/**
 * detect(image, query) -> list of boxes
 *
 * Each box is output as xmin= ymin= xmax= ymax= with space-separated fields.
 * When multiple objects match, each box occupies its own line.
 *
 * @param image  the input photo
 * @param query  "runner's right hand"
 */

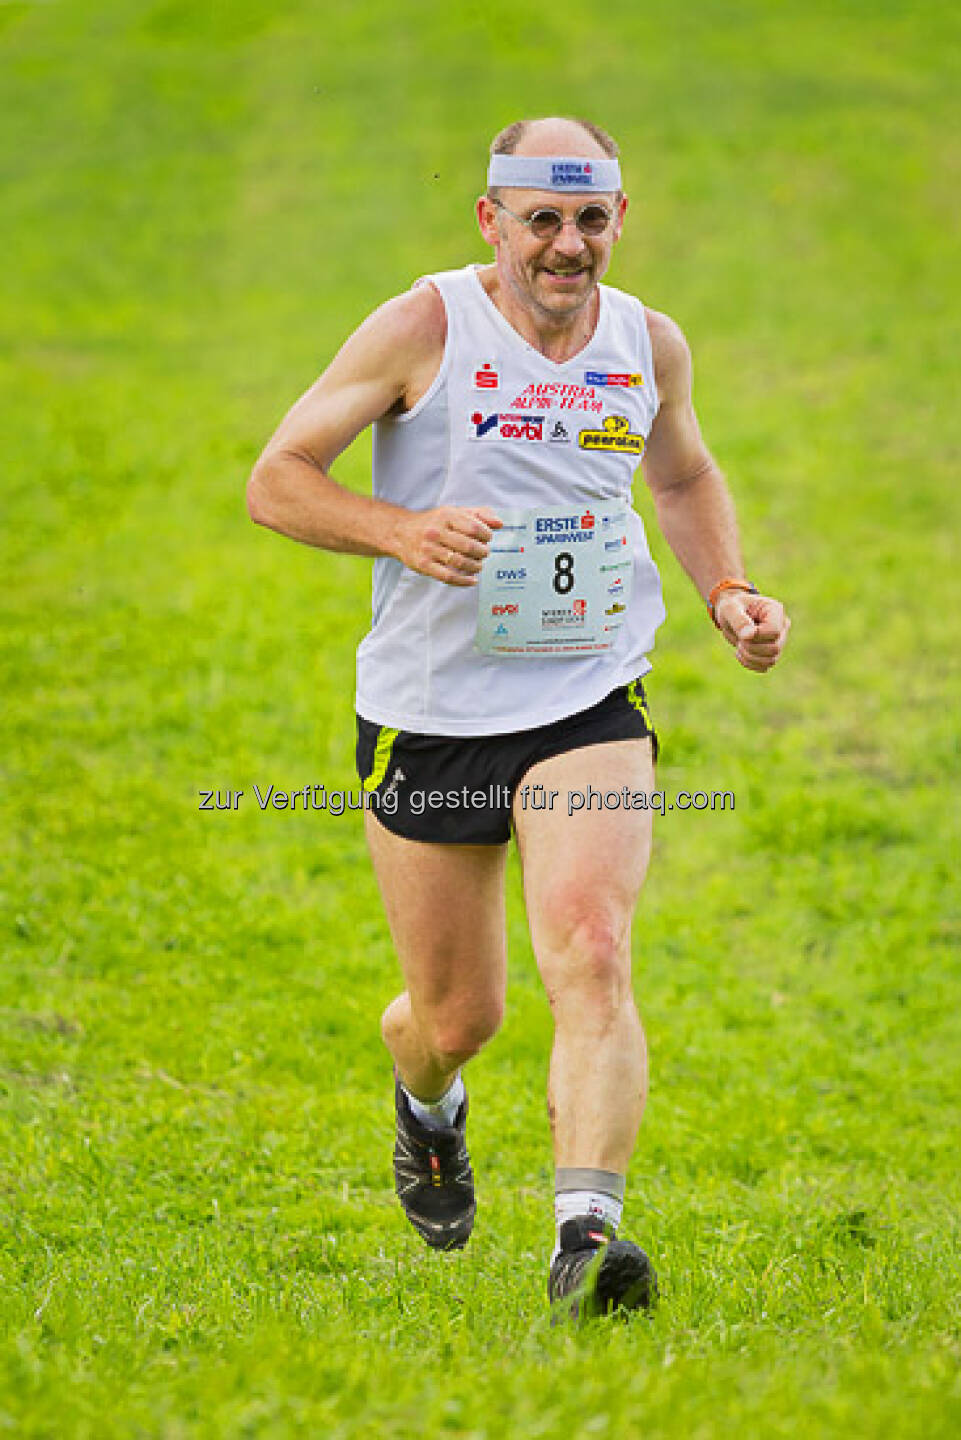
xmin=393 ymin=506 xmax=503 ymax=586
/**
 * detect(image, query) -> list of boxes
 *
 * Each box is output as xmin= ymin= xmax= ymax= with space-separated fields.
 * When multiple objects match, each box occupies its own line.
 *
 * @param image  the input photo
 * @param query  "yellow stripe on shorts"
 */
xmin=626 ymin=680 xmax=652 ymax=728
xmin=363 ymin=726 xmax=400 ymax=793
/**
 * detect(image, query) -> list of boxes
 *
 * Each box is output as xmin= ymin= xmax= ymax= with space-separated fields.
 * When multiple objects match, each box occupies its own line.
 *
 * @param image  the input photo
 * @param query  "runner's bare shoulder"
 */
xmin=254 ymin=283 xmax=449 ymax=472
xmin=644 ymin=306 xmax=691 ymax=402
xmin=370 ymin=281 xmax=447 ymax=414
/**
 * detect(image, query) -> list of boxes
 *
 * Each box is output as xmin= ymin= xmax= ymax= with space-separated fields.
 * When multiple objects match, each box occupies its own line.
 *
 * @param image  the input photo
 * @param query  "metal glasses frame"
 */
xmin=490 ymin=197 xmax=616 ymax=241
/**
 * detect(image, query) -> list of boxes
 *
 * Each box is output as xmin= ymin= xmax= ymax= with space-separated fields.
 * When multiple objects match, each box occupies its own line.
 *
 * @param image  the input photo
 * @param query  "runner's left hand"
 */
xmin=715 ymin=592 xmax=791 ymax=673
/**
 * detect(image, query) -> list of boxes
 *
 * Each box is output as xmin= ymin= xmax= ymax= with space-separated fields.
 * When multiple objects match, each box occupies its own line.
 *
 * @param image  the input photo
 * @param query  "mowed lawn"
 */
xmin=2 ymin=0 xmax=960 ymax=1435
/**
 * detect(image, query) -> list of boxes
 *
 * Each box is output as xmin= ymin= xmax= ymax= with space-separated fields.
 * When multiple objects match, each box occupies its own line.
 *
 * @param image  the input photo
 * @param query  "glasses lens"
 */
xmin=577 ymin=205 xmax=612 ymax=236
xmin=528 ymin=208 xmax=563 ymax=240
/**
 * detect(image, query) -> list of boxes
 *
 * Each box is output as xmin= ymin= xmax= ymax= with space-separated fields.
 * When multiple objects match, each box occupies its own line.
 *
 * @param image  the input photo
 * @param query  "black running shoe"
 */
xmin=392 ymin=1074 xmax=476 ymax=1250
xmin=549 ymin=1216 xmax=657 ymax=1321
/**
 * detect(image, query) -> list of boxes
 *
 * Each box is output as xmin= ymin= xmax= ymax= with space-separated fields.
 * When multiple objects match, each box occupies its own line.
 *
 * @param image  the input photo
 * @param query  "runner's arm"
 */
xmin=247 ymin=288 xmax=499 ymax=585
xmin=640 ymin=309 xmax=744 ymax=601
xmin=641 ymin=308 xmax=790 ymax=672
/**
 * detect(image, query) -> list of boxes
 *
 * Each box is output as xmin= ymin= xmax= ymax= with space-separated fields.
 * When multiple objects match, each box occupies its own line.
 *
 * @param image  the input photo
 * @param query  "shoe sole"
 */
xmin=404 ymin=1201 xmax=476 ymax=1251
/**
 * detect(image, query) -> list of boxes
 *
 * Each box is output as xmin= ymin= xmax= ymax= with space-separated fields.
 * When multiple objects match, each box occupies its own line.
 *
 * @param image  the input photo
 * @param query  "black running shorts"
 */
xmin=355 ymin=678 xmax=657 ymax=845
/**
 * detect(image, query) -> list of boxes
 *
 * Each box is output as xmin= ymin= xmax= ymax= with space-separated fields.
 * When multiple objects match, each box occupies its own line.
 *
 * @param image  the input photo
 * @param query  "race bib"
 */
xmin=475 ymin=504 xmax=633 ymax=656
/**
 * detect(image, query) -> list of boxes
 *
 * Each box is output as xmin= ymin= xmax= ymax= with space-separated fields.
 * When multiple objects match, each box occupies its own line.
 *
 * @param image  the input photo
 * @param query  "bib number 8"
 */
xmin=553 ymin=552 xmax=575 ymax=595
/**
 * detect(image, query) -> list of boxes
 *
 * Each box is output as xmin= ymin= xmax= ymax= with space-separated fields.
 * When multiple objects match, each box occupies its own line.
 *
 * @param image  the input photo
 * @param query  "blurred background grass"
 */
xmin=2 ymin=0 xmax=960 ymax=1435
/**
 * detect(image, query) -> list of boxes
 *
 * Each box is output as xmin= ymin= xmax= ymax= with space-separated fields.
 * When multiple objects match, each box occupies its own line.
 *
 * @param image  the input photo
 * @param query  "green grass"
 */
xmin=2 ymin=0 xmax=961 ymax=1434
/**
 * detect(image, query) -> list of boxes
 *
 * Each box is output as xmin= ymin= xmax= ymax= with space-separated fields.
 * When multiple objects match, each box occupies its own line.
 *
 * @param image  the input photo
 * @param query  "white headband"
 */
xmin=486 ymin=154 xmax=621 ymax=193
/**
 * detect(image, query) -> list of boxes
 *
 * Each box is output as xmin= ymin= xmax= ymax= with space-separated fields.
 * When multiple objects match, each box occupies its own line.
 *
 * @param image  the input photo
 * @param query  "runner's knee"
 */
xmin=537 ymin=902 xmax=632 ymax=1016
xmin=421 ymin=997 xmax=505 ymax=1069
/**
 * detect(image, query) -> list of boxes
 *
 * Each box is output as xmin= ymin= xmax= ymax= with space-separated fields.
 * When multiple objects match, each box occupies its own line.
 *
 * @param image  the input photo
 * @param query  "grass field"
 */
xmin=2 ymin=0 xmax=961 ymax=1434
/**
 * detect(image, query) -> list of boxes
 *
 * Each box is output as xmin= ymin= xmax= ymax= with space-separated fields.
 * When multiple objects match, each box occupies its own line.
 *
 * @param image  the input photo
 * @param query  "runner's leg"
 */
xmin=513 ymin=738 xmax=655 ymax=1172
xmin=364 ymin=812 xmax=509 ymax=1100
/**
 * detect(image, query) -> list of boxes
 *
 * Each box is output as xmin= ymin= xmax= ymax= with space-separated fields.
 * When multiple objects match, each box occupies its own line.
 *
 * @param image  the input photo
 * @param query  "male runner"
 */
xmin=248 ymin=116 xmax=790 ymax=1320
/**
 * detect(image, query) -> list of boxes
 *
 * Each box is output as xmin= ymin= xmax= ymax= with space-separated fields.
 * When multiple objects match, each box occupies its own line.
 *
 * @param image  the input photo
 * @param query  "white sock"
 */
xmin=553 ymin=1177 xmax=624 ymax=1261
xmin=405 ymin=1074 xmax=465 ymax=1131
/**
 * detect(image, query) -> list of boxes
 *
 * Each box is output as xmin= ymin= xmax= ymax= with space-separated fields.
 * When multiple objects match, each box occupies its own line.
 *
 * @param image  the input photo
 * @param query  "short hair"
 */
xmin=486 ymin=117 xmax=621 ymax=200
xmin=489 ymin=117 xmax=620 ymax=159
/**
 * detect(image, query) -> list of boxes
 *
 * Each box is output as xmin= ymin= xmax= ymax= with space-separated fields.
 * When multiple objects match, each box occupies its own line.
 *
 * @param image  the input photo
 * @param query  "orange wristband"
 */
xmin=707 ymin=578 xmax=758 ymax=629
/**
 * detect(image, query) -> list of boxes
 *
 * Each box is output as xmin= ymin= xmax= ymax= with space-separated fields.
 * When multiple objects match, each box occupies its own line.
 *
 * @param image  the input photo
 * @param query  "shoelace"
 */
xmin=397 ymin=1122 xmax=469 ymax=1186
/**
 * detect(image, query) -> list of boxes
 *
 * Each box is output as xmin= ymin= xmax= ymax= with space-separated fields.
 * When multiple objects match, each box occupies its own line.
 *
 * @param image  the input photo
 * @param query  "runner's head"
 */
xmin=477 ymin=117 xmax=628 ymax=324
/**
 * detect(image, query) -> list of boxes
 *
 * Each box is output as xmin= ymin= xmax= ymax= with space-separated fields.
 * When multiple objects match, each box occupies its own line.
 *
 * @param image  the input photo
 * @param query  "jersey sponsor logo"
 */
xmin=469 ymin=411 xmax=544 ymax=441
xmin=510 ymin=382 xmax=602 ymax=413
xmin=496 ymin=567 xmax=527 ymax=581
xmin=494 ymin=622 xmax=509 ymax=637
xmin=578 ymin=413 xmax=646 ymax=456
xmin=548 ymin=419 xmax=571 ymax=443
xmin=534 ymin=512 xmax=596 ymax=545
xmin=605 ymin=601 xmax=626 ymax=615
xmin=604 ymin=537 xmax=628 ymax=551
xmin=607 ymin=577 xmax=625 ymax=596
xmin=584 ymin=370 xmax=644 ymax=388
xmin=473 ymin=361 xmax=499 ymax=390
xmin=491 ymin=603 xmax=519 ymax=616
xmin=541 ymin=605 xmax=585 ymax=628
xmin=573 ymin=598 xmax=587 ymax=616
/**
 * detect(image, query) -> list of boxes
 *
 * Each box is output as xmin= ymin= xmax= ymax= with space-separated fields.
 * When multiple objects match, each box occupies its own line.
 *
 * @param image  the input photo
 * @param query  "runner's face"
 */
xmin=489 ymin=189 xmax=625 ymax=321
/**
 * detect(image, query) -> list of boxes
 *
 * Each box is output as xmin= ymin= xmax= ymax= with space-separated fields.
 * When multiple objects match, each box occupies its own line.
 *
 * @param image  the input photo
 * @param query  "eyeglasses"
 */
xmin=491 ymin=198 xmax=615 ymax=241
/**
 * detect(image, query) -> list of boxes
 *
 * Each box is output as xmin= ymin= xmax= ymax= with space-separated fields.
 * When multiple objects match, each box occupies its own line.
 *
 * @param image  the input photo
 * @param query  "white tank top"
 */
xmin=355 ymin=264 xmax=666 ymax=736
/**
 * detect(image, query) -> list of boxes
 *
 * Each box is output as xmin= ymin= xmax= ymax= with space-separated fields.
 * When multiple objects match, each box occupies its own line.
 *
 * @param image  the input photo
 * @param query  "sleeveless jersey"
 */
xmin=355 ymin=264 xmax=666 ymax=736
